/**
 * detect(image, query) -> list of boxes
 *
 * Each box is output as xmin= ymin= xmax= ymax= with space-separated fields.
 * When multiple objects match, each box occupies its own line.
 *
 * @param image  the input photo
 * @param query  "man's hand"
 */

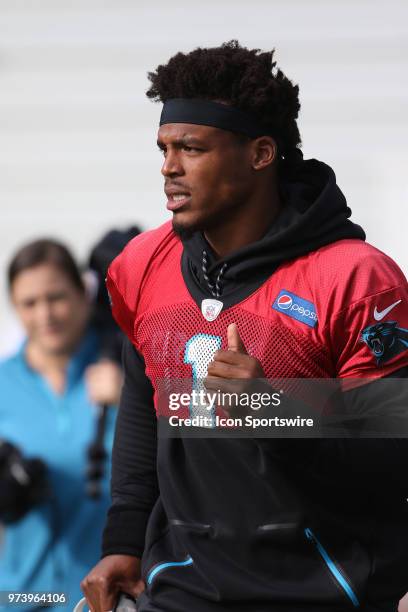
xmin=80 ymin=554 xmax=145 ymax=612
xmin=205 ymin=323 xmax=266 ymax=412
xmin=399 ymin=593 xmax=408 ymax=612
xmin=206 ymin=322 xmax=265 ymax=382
xmin=85 ymin=360 xmax=124 ymax=407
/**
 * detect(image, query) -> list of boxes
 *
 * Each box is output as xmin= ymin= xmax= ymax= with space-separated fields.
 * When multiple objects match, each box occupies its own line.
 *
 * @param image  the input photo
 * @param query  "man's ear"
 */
xmin=251 ymin=136 xmax=278 ymax=170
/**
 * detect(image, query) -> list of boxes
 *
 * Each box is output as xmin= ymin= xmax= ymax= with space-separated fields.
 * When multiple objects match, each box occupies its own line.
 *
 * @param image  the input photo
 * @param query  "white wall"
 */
xmin=1 ymin=0 xmax=407 ymax=355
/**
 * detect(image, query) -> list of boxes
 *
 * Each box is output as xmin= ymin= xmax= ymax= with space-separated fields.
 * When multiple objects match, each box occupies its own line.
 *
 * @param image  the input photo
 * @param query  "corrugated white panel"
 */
xmin=0 ymin=0 xmax=407 ymax=356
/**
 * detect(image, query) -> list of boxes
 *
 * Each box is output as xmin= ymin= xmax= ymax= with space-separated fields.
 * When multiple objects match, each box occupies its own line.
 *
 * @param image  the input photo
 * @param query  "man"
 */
xmin=81 ymin=41 xmax=408 ymax=611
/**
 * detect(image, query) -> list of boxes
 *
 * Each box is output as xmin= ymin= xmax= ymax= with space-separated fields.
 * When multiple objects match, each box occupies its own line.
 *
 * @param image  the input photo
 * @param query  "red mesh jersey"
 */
xmin=107 ymin=221 xmax=408 ymax=407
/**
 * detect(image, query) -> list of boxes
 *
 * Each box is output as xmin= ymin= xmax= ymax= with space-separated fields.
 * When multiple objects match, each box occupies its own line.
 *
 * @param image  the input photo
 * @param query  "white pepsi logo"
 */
xmin=277 ymin=294 xmax=293 ymax=310
xmin=273 ymin=290 xmax=318 ymax=327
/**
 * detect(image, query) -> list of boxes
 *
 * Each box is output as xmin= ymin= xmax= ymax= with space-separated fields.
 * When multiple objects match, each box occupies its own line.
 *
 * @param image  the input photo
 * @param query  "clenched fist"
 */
xmin=205 ymin=323 xmax=266 ymax=413
xmin=80 ymin=554 xmax=144 ymax=612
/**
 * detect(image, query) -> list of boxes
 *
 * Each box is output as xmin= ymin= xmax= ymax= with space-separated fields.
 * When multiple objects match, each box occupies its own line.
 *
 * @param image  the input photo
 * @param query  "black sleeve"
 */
xmin=306 ymin=366 xmax=408 ymax=496
xmin=101 ymin=339 xmax=159 ymax=558
xmin=342 ymin=366 xmax=408 ymax=431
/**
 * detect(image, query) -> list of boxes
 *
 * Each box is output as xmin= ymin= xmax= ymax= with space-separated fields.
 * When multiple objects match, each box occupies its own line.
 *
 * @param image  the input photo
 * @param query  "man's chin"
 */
xmin=172 ymin=212 xmax=221 ymax=240
xmin=172 ymin=219 xmax=201 ymax=240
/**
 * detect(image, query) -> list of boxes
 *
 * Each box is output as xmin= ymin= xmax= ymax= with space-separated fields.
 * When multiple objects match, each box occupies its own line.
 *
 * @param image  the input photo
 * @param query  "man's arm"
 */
xmin=311 ymin=366 xmax=408 ymax=495
xmin=102 ymin=338 xmax=159 ymax=557
xmin=81 ymin=339 xmax=158 ymax=610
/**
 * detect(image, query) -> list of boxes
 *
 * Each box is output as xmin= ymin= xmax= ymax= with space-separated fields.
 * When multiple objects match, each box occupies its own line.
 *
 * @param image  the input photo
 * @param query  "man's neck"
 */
xmin=204 ymin=182 xmax=282 ymax=259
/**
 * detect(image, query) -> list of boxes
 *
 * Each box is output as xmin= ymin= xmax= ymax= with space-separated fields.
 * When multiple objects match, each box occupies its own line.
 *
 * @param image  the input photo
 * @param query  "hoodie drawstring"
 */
xmin=202 ymin=250 xmax=227 ymax=298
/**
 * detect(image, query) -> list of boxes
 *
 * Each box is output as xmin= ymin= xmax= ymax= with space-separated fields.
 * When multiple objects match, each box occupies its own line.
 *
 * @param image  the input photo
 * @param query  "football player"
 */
xmin=81 ymin=41 xmax=408 ymax=612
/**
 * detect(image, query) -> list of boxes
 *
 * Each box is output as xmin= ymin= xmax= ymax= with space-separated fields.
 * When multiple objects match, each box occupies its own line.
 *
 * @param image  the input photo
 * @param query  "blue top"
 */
xmin=0 ymin=330 xmax=116 ymax=612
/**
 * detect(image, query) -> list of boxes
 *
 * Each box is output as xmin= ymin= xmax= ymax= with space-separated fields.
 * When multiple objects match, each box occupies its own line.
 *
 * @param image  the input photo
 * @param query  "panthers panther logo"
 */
xmin=361 ymin=321 xmax=408 ymax=365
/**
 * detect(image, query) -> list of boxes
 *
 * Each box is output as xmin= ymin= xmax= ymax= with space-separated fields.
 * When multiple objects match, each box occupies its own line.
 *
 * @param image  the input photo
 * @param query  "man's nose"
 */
xmin=161 ymin=150 xmax=184 ymax=177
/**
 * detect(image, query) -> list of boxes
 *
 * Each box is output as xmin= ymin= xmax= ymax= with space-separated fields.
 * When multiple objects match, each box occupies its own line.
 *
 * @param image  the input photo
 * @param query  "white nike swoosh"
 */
xmin=373 ymin=299 xmax=402 ymax=321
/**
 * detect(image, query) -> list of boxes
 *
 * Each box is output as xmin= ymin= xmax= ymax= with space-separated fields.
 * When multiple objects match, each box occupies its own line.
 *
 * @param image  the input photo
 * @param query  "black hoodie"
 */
xmin=103 ymin=159 xmax=408 ymax=612
xmin=182 ymin=159 xmax=365 ymax=309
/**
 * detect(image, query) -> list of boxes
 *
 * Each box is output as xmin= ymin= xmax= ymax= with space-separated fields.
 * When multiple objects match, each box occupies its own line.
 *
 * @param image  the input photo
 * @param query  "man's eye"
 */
xmin=183 ymin=145 xmax=200 ymax=152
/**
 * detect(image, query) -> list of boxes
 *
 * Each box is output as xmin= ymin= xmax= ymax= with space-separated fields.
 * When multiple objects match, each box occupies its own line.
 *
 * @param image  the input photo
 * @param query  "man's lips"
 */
xmin=165 ymin=189 xmax=191 ymax=211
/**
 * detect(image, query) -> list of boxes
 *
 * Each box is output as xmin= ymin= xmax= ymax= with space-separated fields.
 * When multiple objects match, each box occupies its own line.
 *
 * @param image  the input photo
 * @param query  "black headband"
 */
xmin=159 ymin=98 xmax=273 ymax=139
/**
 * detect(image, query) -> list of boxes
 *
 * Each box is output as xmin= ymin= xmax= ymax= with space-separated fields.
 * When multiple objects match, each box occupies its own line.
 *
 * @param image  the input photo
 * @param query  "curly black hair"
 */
xmin=146 ymin=40 xmax=301 ymax=161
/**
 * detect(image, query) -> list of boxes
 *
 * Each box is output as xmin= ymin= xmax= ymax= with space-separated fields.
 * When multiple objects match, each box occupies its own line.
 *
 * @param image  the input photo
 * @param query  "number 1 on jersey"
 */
xmin=184 ymin=334 xmax=222 ymax=420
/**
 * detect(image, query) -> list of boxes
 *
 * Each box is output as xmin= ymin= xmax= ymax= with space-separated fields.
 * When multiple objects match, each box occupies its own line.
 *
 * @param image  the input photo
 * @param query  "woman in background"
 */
xmin=0 ymin=239 xmax=122 ymax=611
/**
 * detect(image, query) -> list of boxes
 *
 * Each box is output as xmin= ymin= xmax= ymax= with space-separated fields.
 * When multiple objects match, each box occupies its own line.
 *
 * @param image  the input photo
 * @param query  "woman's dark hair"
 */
xmin=8 ymin=239 xmax=85 ymax=293
xmin=146 ymin=40 xmax=302 ymax=161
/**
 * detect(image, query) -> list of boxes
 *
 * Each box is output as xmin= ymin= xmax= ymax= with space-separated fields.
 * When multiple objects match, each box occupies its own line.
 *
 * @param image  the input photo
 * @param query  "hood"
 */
xmin=182 ymin=158 xmax=365 ymax=299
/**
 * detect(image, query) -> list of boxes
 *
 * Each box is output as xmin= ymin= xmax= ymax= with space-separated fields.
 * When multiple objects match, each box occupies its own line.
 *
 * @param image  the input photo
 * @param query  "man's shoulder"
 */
xmin=105 ymin=221 xmax=180 ymax=338
xmin=310 ymin=240 xmax=408 ymax=378
xmin=116 ymin=220 xmax=176 ymax=262
xmin=108 ymin=220 xmax=178 ymax=281
xmin=312 ymin=239 xmax=407 ymax=296
xmin=315 ymin=238 xmax=396 ymax=267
